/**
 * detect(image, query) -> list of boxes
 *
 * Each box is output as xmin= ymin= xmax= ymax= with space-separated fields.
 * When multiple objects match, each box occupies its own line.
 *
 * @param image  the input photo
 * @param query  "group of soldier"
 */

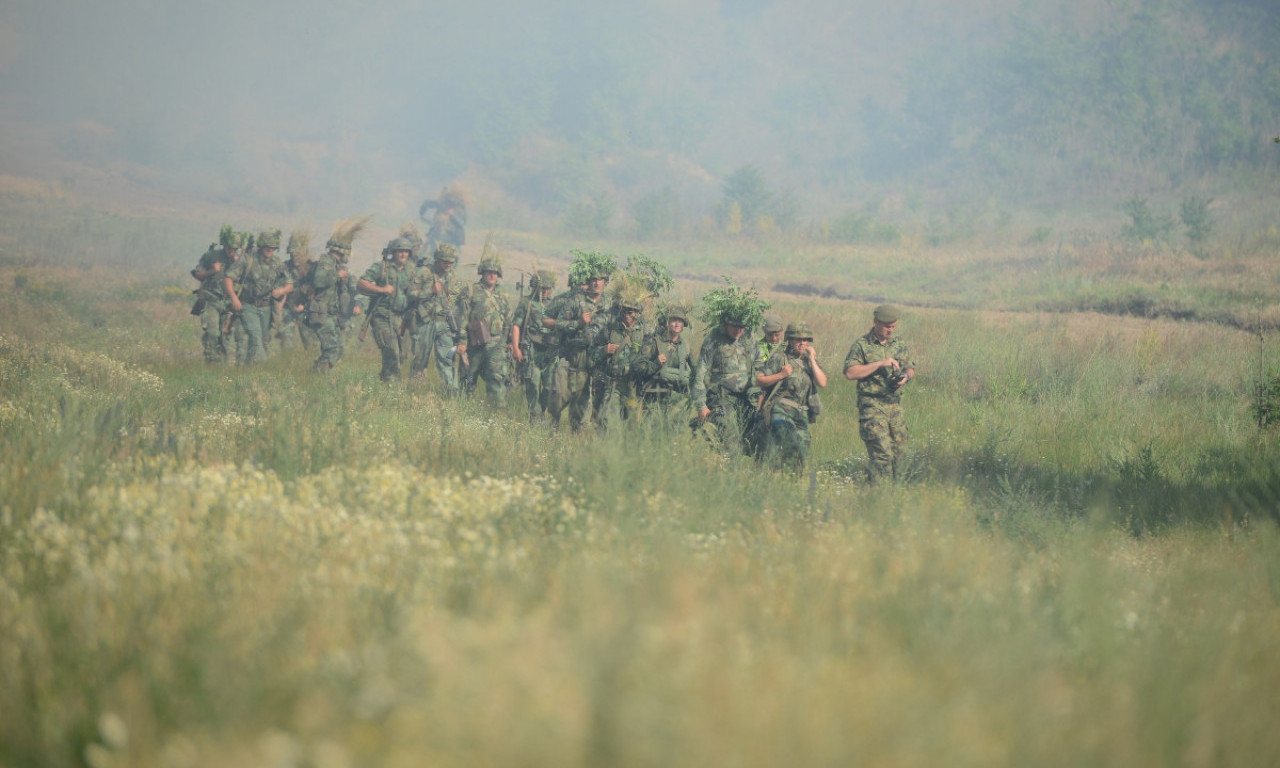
xmin=190 ymin=218 xmax=916 ymax=482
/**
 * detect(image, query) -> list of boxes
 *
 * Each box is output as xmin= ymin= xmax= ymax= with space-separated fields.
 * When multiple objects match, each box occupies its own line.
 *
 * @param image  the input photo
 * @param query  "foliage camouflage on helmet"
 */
xmin=218 ymin=224 xmax=236 ymax=248
xmin=326 ymin=215 xmax=372 ymax=255
xmin=534 ymin=269 xmax=557 ymax=290
xmin=607 ymin=272 xmax=655 ymax=314
xmin=661 ymin=301 xmax=691 ymax=326
xmin=286 ymin=230 xmax=310 ymax=259
xmin=477 ymin=235 xmax=503 ymax=276
xmin=697 ymin=276 xmax=770 ymax=330
xmin=785 ymin=321 xmax=814 ymax=340
xmin=399 ymin=222 xmax=423 ymax=250
xmin=238 ymin=232 xmax=255 ymax=252
xmin=625 ymin=253 xmax=674 ymax=296
xmin=257 ymin=228 xmax=282 ymax=249
xmin=433 ymin=243 xmax=458 ymax=262
xmin=568 ymin=249 xmax=618 ymax=285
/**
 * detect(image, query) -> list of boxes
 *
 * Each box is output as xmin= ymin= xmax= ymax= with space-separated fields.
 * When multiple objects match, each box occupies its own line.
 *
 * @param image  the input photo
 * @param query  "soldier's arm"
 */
xmin=843 ymin=341 xmax=896 ymax=380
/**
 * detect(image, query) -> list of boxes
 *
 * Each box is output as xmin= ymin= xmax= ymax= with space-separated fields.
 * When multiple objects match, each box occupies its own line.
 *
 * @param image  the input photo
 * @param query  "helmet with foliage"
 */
xmin=286 ymin=230 xmax=310 ymax=259
xmin=662 ymin=302 xmax=691 ymax=326
xmin=258 ymin=228 xmax=282 ymax=250
xmin=697 ymin=277 xmax=770 ymax=330
xmin=433 ymin=243 xmax=458 ymax=263
xmin=326 ymin=215 xmax=371 ymax=257
xmin=607 ymin=272 xmax=654 ymax=314
xmin=568 ymin=249 xmax=617 ymax=285
xmin=533 ymin=270 xmax=557 ymax=291
xmin=625 ymin=253 xmax=673 ymax=296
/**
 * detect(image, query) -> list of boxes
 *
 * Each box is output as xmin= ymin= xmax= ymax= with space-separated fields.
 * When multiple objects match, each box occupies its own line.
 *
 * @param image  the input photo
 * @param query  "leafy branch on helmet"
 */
xmin=697 ymin=277 xmax=770 ymax=330
xmin=625 ymin=253 xmax=674 ymax=296
xmin=567 ymin=249 xmax=618 ymax=286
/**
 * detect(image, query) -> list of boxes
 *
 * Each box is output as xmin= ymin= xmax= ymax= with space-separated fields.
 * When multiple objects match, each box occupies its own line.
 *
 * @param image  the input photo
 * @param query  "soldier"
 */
xmin=587 ymin=275 xmax=650 ymax=430
xmin=454 ymin=252 xmax=513 ymax=405
xmin=510 ymin=269 xmax=558 ymax=421
xmin=843 ymin=304 xmax=916 ymax=484
xmin=633 ymin=302 xmax=695 ymax=422
xmin=755 ymin=322 xmax=828 ymax=471
xmin=298 ymin=216 xmax=369 ymax=373
xmin=543 ymin=251 xmax=616 ymax=431
xmin=279 ymin=230 xmax=317 ymax=350
xmin=691 ymin=280 xmax=769 ymax=455
xmin=190 ymin=225 xmax=241 ymax=363
xmin=224 ymin=228 xmax=291 ymax=364
xmin=758 ymin=315 xmax=784 ymax=362
xmin=408 ymin=243 xmax=462 ymax=395
xmin=358 ymin=237 xmax=417 ymax=382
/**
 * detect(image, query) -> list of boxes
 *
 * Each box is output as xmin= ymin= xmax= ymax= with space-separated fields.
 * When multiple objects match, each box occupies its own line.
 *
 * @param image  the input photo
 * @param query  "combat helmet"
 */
xmin=219 ymin=225 xmax=247 ymax=252
xmin=326 ymin=215 xmax=372 ymax=257
xmin=763 ymin=315 xmax=784 ymax=334
xmin=663 ymin=302 xmax=691 ymax=326
xmin=785 ymin=322 xmax=814 ymax=341
xmin=433 ymin=243 xmax=458 ymax=263
xmin=387 ymin=236 xmax=414 ymax=255
xmin=258 ymin=228 xmax=282 ymax=250
xmin=477 ymin=256 xmax=503 ymax=277
xmin=608 ymin=272 xmax=654 ymax=314
xmin=286 ymin=230 xmax=310 ymax=260
xmin=533 ymin=269 xmax=557 ymax=291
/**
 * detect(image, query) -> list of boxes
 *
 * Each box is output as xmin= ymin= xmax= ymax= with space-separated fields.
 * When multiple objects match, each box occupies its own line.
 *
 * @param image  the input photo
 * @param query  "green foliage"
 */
xmin=715 ymin=165 xmax=803 ymax=235
xmin=567 ymin=249 xmax=618 ymax=286
xmin=696 ymin=276 xmax=770 ymax=330
xmin=1180 ymin=195 xmax=1215 ymax=254
xmin=633 ymin=186 xmax=681 ymax=241
xmin=1120 ymin=196 xmax=1175 ymax=245
xmin=562 ymin=191 xmax=615 ymax=237
xmin=624 ymin=253 xmax=674 ymax=296
xmin=1251 ymin=367 xmax=1280 ymax=428
xmin=1022 ymin=226 xmax=1053 ymax=246
xmin=827 ymin=210 xmax=902 ymax=245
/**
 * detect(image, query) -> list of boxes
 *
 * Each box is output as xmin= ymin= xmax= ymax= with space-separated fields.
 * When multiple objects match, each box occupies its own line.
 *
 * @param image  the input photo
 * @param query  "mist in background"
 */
xmin=1 ymin=0 xmax=1277 ymax=229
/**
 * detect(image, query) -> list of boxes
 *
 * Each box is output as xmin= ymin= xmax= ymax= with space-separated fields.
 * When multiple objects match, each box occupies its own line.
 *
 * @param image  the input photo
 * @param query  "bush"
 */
xmin=1119 ymin=196 xmax=1175 ymax=245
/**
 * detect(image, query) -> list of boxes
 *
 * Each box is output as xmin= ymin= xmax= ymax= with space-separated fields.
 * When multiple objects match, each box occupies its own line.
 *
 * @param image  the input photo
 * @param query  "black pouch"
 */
xmin=467 ymin=319 xmax=492 ymax=346
xmin=807 ymin=390 xmax=823 ymax=424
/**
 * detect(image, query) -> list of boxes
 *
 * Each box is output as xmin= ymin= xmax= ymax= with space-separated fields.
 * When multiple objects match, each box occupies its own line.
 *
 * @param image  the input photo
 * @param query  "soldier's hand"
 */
xmin=231 ymin=299 xmax=242 ymax=312
xmin=882 ymin=358 xmax=900 ymax=371
xmin=606 ymin=342 xmax=620 ymax=355
xmin=782 ymin=363 xmax=794 ymax=376
xmin=383 ymin=284 xmax=395 ymax=295
xmin=698 ymin=407 xmax=711 ymax=419
xmin=511 ymin=344 xmax=523 ymax=363
xmin=338 ymin=269 xmax=349 ymax=280
xmin=657 ymin=353 xmax=667 ymax=364
xmin=581 ymin=313 xmax=591 ymax=324
xmin=294 ymin=305 xmax=304 ymax=313
xmin=352 ymin=306 xmax=361 ymax=315
xmin=213 ymin=262 xmax=223 ymax=272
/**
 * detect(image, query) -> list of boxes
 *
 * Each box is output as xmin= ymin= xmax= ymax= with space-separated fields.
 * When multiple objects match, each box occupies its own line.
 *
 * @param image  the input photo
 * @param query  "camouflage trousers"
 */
xmin=701 ymin=390 xmax=756 ymax=456
xmin=198 ymin=300 xmax=227 ymax=363
xmin=518 ymin=344 xmax=556 ymax=421
xmin=640 ymin=387 xmax=691 ymax=428
xmin=370 ymin=312 xmax=406 ymax=381
xmin=546 ymin=357 xmax=592 ymax=431
xmin=762 ymin=407 xmax=811 ymax=472
xmin=465 ymin=341 xmax=512 ymax=405
xmin=411 ymin=319 xmax=459 ymax=395
xmin=307 ymin=313 xmax=343 ymax=373
xmin=859 ymin=399 xmax=908 ymax=484
xmin=591 ymin=375 xmax=639 ymax=431
xmin=221 ymin=310 xmax=248 ymax=365
xmin=239 ymin=304 xmax=273 ymax=364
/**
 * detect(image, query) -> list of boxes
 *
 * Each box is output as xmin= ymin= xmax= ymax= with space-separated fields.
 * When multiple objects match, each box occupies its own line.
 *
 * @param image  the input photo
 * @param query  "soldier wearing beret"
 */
xmin=758 ymin=315 xmax=785 ymax=363
xmin=844 ymin=304 xmax=915 ymax=484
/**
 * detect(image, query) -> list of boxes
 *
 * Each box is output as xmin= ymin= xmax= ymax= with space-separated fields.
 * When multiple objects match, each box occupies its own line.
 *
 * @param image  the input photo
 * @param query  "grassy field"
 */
xmin=2 ymin=193 xmax=1279 ymax=767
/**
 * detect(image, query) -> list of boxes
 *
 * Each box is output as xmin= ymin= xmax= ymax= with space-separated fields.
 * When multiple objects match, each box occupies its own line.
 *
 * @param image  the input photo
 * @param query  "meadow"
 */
xmin=2 ymin=193 xmax=1279 ymax=767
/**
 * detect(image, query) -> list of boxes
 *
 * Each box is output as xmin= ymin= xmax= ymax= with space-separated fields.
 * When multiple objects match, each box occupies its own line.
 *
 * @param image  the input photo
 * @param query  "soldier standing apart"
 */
xmin=455 ymin=254 xmax=513 ymax=405
xmin=358 ymin=237 xmax=416 ymax=382
xmin=510 ymin=270 xmax=557 ymax=421
xmin=843 ymin=304 xmax=915 ymax=484
xmin=755 ymin=322 xmax=828 ymax=471
xmin=543 ymin=251 xmax=616 ymax=431
xmin=190 ymin=225 xmax=241 ymax=364
xmin=633 ymin=302 xmax=695 ymax=423
xmin=224 ymin=229 xmax=291 ymax=364
xmin=587 ymin=276 xmax=650 ymax=430
xmin=408 ymin=244 xmax=462 ymax=395
xmin=692 ymin=285 xmax=766 ymax=455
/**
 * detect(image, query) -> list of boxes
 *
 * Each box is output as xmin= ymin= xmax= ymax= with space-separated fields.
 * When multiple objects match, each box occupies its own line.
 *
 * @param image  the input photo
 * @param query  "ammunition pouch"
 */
xmin=467 ymin=319 xmax=491 ymax=347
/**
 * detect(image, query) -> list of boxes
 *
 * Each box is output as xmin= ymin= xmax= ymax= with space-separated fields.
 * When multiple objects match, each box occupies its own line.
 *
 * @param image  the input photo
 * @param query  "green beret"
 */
xmin=763 ymin=315 xmax=784 ymax=333
xmin=873 ymin=304 xmax=901 ymax=324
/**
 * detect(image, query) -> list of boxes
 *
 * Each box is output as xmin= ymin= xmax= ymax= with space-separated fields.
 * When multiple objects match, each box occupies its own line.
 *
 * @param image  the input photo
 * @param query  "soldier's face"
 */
xmin=435 ymin=260 xmax=454 ymax=275
xmin=873 ymin=320 xmax=897 ymax=342
xmin=765 ymin=330 xmax=783 ymax=344
xmin=261 ymin=246 xmax=278 ymax=260
xmin=392 ymin=249 xmax=410 ymax=267
xmin=724 ymin=321 xmax=746 ymax=340
xmin=789 ymin=338 xmax=811 ymax=354
xmin=481 ymin=270 xmax=500 ymax=287
xmin=539 ymin=287 xmax=553 ymax=300
xmin=586 ymin=277 xmax=606 ymax=295
xmin=667 ymin=319 xmax=684 ymax=336
xmin=621 ymin=307 xmax=638 ymax=328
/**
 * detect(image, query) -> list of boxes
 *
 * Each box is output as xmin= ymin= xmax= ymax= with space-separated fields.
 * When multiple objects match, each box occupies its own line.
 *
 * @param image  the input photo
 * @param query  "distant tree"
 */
xmin=1180 ymin=195 xmax=1215 ymax=257
xmin=1120 ymin=196 xmax=1175 ymax=245
xmin=717 ymin=165 xmax=773 ymax=232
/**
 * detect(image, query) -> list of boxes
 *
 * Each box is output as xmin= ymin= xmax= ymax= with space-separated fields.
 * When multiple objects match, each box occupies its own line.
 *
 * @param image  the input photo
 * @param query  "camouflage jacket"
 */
xmin=455 ymin=281 xmax=511 ymax=348
xmin=547 ymin=289 xmax=609 ymax=363
xmin=511 ymin=294 xmax=552 ymax=348
xmin=226 ymin=250 xmax=288 ymax=305
xmin=760 ymin=347 xmax=817 ymax=423
xmin=844 ymin=331 xmax=915 ymax=403
xmin=588 ymin=315 xmax=646 ymax=381
xmin=692 ymin=328 xmax=760 ymax=411
xmin=283 ymin=259 xmax=313 ymax=317
xmin=408 ymin=266 xmax=458 ymax=323
xmin=633 ymin=331 xmax=694 ymax=393
xmin=361 ymin=260 xmax=415 ymax=317
xmin=302 ymin=255 xmax=345 ymax=317
xmin=194 ymin=246 xmax=232 ymax=300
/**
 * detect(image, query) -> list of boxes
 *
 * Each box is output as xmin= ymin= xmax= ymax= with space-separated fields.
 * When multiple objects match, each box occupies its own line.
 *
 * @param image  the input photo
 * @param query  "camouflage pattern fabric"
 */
xmin=362 ymin=260 xmax=415 ymax=381
xmin=844 ymin=330 xmax=915 ymax=482
xmin=225 ymin=250 xmax=289 ymax=363
xmin=301 ymin=255 xmax=346 ymax=372
xmin=692 ymin=327 xmax=761 ymax=453
xmin=408 ymin=264 xmax=461 ymax=394
xmin=511 ymin=292 xmax=555 ymax=420
xmin=193 ymin=246 xmax=232 ymax=363
xmin=758 ymin=348 xmax=818 ymax=471
xmin=633 ymin=329 xmax=694 ymax=423
xmin=455 ymin=279 xmax=512 ymax=404
xmin=587 ymin=314 xmax=646 ymax=429
xmin=544 ymin=287 xmax=607 ymax=430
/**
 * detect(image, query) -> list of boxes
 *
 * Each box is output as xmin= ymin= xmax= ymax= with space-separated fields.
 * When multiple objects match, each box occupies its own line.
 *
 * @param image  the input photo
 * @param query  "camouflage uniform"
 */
xmin=281 ymin=256 xmax=317 ymax=350
xmin=633 ymin=324 xmax=694 ymax=423
xmin=545 ymin=287 xmax=607 ymax=430
xmin=360 ymin=252 xmax=416 ymax=381
xmin=300 ymin=251 xmax=348 ymax=373
xmin=692 ymin=325 xmax=761 ymax=454
xmin=408 ymin=247 xmax=461 ymax=394
xmin=511 ymin=273 xmax=557 ymax=421
xmin=224 ymin=236 xmax=289 ymax=364
xmin=587 ymin=307 xmax=646 ymax=429
xmin=844 ymin=326 xmax=914 ymax=483
xmin=455 ymin=271 xmax=512 ymax=405
xmin=191 ymin=243 xmax=233 ymax=363
xmin=758 ymin=345 xmax=819 ymax=471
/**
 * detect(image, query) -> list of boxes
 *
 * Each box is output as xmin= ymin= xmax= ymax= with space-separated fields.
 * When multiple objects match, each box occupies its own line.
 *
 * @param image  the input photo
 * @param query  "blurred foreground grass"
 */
xmin=1 ymin=201 xmax=1279 ymax=766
